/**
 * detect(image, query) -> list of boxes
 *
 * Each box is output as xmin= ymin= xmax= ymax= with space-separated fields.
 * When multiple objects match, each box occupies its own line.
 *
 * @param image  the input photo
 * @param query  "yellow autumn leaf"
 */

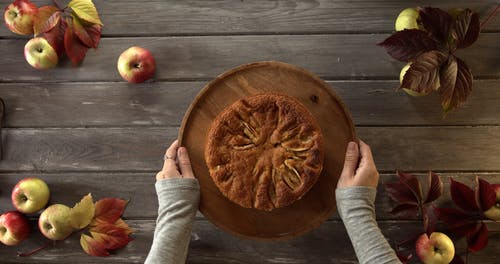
xmin=70 ymin=193 xmax=95 ymax=229
xmin=68 ymin=0 xmax=103 ymax=26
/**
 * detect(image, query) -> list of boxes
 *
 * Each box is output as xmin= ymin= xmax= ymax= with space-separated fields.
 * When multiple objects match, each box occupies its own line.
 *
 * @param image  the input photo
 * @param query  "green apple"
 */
xmin=416 ymin=232 xmax=455 ymax=264
xmin=3 ymin=0 xmax=38 ymax=35
xmin=11 ymin=177 xmax=50 ymax=214
xmin=24 ymin=37 xmax=58 ymax=69
xmin=483 ymin=184 xmax=500 ymax=221
xmin=0 ymin=211 xmax=30 ymax=246
xmin=117 ymin=46 xmax=156 ymax=83
xmin=395 ymin=8 xmax=420 ymax=31
xmin=38 ymin=204 xmax=74 ymax=240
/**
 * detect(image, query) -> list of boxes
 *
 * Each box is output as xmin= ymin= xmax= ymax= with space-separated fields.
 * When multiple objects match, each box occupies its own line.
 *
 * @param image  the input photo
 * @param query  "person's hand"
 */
xmin=336 ymin=140 xmax=379 ymax=188
xmin=156 ymin=140 xmax=195 ymax=181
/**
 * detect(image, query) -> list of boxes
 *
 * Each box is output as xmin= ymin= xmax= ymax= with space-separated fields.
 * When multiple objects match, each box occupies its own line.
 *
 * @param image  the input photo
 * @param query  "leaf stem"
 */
xmin=17 ymin=241 xmax=53 ymax=257
xmin=480 ymin=4 xmax=500 ymax=31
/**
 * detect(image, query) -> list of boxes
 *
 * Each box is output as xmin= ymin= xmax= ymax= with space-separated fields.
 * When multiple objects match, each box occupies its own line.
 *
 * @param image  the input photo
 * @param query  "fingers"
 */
xmin=177 ymin=147 xmax=195 ymax=178
xmin=340 ymin=141 xmax=360 ymax=179
xmin=358 ymin=140 xmax=374 ymax=163
xmin=161 ymin=140 xmax=179 ymax=172
xmin=157 ymin=140 xmax=181 ymax=181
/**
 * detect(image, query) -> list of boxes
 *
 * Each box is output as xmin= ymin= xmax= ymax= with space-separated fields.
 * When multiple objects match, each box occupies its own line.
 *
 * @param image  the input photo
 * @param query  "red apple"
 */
xmin=38 ymin=204 xmax=74 ymax=240
xmin=3 ymin=0 xmax=38 ymax=35
xmin=12 ymin=177 xmax=50 ymax=214
xmin=483 ymin=184 xmax=500 ymax=221
xmin=416 ymin=232 xmax=455 ymax=264
xmin=24 ymin=37 xmax=59 ymax=69
xmin=117 ymin=46 xmax=156 ymax=83
xmin=0 ymin=211 xmax=30 ymax=246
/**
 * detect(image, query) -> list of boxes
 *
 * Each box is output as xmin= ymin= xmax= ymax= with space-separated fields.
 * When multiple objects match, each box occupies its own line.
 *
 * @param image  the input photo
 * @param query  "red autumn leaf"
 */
xmin=450 ymin=177 xmax=479 ymax=212
xmin=377 ymin=29 xmax=437 ymax=62
xmin=466 ymin=222 xmax=488 ymax=252
xmin=94 ymin=198 xmax=129 ymax=224
xmin=389 ymin=203 xmax=419 ymax=218
xmin=401 ymin=50 xmax=448 ymax=95
xmin=90 ymin=222 xmax=132 ymax=250
xmin=439 ymin=56 xmax=473 ymax=112
xmin=43 ymin=19 xmax=66 ymax=57
xmin=64 ymin=20 xmax=89 ymax=66
xmin=450 ymin=222 xmax=480 ymax=238
xmin=450 ymin=254 xmax=465 ymax=264
xmin=424 ymin=171 xmax=443 ymax=203
xmin=475 ymin=177 xmax=496 ymax=211
xmin=80 ymin=234 xmax=110 ymax=257
xmin=397 ymin=170 xmax=423 ymax=202
xmin=419 ymin=7 xmax=453 ymax=43
xmin=33 ymin=6 xmax=60 ymax=35
xmin=72 ymin=14 xmax=102 ymax=49
xmin=113 ymin=218 xmax=134 ymax=235
xmin=452 ymin=9 xmax=480 ymax=49
xmin=385 ymin=182 xmax=419 ymax=205
xmin=434 ymin=207 xmax=471 ymax=228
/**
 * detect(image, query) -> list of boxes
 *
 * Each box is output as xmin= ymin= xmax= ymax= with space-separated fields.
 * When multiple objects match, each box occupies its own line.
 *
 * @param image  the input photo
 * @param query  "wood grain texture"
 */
xmin=1 ymin=127 xmax=500 ymax=172
xmin=0 ymin=173 xmax=498 ymax=220
xmin=1 ymin=34 xmax=499 ymax=82
xmin=1 ymin=80 xmax=500 ymax=127
xmin=0 ymin=0 xmax=498 ymax=37
xmin=0 ymin=219 xmax=497 ymax=263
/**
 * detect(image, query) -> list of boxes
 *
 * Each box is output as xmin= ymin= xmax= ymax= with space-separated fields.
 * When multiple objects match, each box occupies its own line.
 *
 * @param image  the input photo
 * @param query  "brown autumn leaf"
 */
xmin=377 ymin=29 xmax=438 ymax=62
xmin=438 ymin=56 xmax=472 ymax=112
xmin=419 ymin=7 xmax=453 ymax=43
xmin=452 ymin=8 xmax=480 ymax=49
xmin=401 ymin=50 xmax=448 ymax=95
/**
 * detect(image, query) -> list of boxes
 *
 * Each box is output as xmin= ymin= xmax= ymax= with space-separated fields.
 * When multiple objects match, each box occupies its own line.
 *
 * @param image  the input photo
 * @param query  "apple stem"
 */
xmin=17 ymin=240 xmax=53 ymax=257
xmin=480 ymin=4 xmax=500 ymax=31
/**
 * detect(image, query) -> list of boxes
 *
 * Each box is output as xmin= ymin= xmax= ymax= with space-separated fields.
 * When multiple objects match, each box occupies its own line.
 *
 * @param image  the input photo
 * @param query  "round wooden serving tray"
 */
xmin=179 ymin=61 xmax=356 ymax=240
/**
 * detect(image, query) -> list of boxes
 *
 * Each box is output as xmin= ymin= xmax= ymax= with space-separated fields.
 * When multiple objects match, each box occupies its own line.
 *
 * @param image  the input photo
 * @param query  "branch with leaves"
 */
xmin=4 ymin=0 xmax=103 ymax=67
xmin=18 ymin=194 xmax=133 ymax=257
xmin=378 ymin=6 xmax=499 ymax=114
xmin=385 ymin=171 xmax=498 ymax=263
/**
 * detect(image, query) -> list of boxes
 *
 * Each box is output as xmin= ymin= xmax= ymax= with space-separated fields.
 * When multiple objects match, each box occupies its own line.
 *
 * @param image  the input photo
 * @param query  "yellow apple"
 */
xmin=395 ymin=8 xmax=420 ymax=31
xmin=416 ymin=232 xmax=455 ymax=264
xmin=38 ymin=204 xmax=74 ymax=240
xmin=483 ymin=184 xmax=500 ymax=221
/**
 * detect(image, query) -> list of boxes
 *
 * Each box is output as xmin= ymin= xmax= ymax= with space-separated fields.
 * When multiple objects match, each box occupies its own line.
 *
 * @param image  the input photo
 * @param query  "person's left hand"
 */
xmin=156 ymin=140 xmax=195 ymax=181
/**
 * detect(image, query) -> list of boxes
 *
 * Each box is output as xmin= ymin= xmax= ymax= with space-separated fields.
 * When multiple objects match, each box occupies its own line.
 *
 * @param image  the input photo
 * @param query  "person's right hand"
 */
xmin=336 ymin=140 xmax=379 ymax=188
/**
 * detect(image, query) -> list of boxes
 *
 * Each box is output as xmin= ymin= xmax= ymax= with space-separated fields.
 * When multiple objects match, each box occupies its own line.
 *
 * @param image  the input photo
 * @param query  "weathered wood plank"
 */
xmin=1 ymin=34 xmax=499 ymax=82
xmin=0 ymin=0 xmax=498 ymax=37
xmin=0 ymin=220 xmax=497 ymax=263
xmin=1 ymin=80 xmax=499 ymax=127
xmin=1 ymin=127 xmax=500 ymax=172
xmin=0 ymin=173 xmax=497 ymax=220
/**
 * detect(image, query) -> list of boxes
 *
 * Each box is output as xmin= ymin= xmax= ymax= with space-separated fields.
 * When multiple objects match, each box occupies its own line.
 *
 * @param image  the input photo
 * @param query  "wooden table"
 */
xmin=0 ymin=0 xmax=499 ymax=263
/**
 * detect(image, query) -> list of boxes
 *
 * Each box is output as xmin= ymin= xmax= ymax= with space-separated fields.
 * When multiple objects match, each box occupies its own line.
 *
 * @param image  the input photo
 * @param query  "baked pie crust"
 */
xmin=205 ymin=93 xmax=324 ymax=211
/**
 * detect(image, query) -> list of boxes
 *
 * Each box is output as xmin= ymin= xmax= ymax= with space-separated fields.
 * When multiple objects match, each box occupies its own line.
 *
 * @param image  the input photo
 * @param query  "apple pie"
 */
xmin=205 ymin=93 xmax=324 ymax=211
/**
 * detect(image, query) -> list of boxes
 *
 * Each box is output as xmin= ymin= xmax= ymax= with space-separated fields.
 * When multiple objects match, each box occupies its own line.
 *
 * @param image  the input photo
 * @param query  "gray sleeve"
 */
xmin=145 ymin=178 xmax=200 ymax=264
xmin=336 ymin=187 xmax=401 ymax=264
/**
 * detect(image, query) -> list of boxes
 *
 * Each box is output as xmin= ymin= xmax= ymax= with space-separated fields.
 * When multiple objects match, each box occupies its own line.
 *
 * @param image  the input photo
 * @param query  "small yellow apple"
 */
xmin=483 ymin=184 xmax=500 ymax=221
xmin=395 ymin=8 xmax=420 ymax=31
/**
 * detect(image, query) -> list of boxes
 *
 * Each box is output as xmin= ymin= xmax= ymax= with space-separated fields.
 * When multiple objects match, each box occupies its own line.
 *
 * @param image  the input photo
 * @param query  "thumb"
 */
xmin=177 ymin=147 xmax=195 ymax=178
xmin=340 ymin=141 xmax=360 ymax=179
